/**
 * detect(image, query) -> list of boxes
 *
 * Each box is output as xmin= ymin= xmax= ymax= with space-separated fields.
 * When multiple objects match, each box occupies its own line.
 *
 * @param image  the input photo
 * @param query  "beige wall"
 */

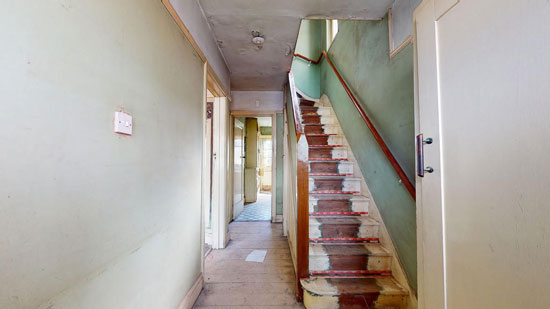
xmin=170 ymin=0 xmax=231 ymax=91
xmin=416 ymin=0 xmax=550 ymax=308
xmin=230 ymin=91 xmax=284 ymax=111
xmin=0 ymin=0 xmax=204 ymax=308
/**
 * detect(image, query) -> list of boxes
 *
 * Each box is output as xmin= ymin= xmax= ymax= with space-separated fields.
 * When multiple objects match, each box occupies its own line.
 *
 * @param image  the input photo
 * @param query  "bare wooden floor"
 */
xmin=194 ymin=222 xmax=305 ymax=308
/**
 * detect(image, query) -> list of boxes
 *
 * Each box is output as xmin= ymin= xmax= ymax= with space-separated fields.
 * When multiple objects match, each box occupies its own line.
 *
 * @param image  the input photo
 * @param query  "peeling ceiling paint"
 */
xmin=199 ymin=0 xmax=394 ymax=91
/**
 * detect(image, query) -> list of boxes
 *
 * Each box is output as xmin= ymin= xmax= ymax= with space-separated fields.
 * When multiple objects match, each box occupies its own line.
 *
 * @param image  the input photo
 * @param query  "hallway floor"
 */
xmin=193 ymin=222 xmax=304 ymax=308
xmin=234 ymin=193 xmax=272 ymax=221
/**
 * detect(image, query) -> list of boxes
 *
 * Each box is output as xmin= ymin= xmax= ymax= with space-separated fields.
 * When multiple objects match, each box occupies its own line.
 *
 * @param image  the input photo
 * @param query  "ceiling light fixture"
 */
xmin=251 ymin=30 xmax=264 ymax=50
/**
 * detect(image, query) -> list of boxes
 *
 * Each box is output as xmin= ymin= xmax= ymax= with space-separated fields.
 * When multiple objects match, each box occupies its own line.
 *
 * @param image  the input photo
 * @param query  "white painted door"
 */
xmin=415 ymin=0 xmax=550 ymax=308
xmin=233 ymin=119 xmax=245 ymax=219
xmin=413 ymin=0 xmax=447 ymax=307
xmin=211 ymin=97 xmax=229 ymax=249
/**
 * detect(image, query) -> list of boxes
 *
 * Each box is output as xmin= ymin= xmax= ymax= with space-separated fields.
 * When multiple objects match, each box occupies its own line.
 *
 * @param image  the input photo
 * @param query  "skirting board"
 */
xmin=272 ymin=215 xmax=283 ymax=223
xmin=178 ymin=274 xmax=204 ymax=309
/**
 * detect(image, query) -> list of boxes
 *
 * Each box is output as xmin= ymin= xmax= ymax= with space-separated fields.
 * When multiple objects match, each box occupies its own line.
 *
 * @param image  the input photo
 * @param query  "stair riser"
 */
xmin=304 ymin=125 xmax=341 ymax=135
xmin=301 ymin=107 xmax=332 ymax=116
xmin=321 ymin=126 xmax=341 ymax=135
xmin=304 ymin=125 xmax=324 ymax=134
xmin=304 ymin=291 xmax=406 ymax=309
xmin=310 ymin=223 xmax=379 ymax=239
xmin=303 ymin=115 xmax=321 ymax=124
xmin=309 ymin=148 xmax=347 ymax=160
xmin=309 ymin=162 xmax=353 ymax=174
xmin=309 ymin=198 xmax=369 ymax=213
xmin=299 ymin=99 xmax=316 ymax=107
xmin=304 ymin=115 xmax=337 ymax=125
xmin=309 ymin=255 xmax=392 ymax=272
xmin=319 ymin=116 xmax=337 ymax=125
xmin=306 ymin=135 xmax=343 ymax=146
xmin=309 ymin=178 xmax=360 ymax=192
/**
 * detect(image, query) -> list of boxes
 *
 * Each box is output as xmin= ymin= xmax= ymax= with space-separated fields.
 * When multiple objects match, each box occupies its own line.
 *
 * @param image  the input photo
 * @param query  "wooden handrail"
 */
xmin=294 ymin=53 xmax=323 ymax=65
xmin=288 ymin=71 xmax=304 ymax=136
xmin=294 ymin=51 xmax=416 ymax=200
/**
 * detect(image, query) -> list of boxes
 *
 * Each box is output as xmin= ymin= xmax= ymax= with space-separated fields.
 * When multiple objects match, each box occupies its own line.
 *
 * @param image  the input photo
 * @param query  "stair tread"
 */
xmin=301 ymin=277 xmax=407 ymax=297
xmin=302 ymin=123 xmax=340 ymax=127
xmin=309 ymin=243 xmax=390 ymax=257
xmin=300 ymin=106 xmax=330 ymax=109
xmin=310 ymin=195 xmax=369 ymax=200
xmin=310 ymin=176 xmax=361 ymax=180
xmin=310 ymin=216 xmax=378 ymax=226
xmin=310 ymin=190 xmax=360 ymax=194
xmin=309 ymin=173 xmax=353 ymax=176
xmin=308 ymin=144 xmax=344 ymax=148
xmin=305 ymin=133 xmax=339 ymax=136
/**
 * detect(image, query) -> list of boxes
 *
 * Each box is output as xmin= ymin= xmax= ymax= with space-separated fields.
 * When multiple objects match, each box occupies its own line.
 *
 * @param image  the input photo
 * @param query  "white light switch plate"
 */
xmin=114 ymin=111 xmax=132 ymax=135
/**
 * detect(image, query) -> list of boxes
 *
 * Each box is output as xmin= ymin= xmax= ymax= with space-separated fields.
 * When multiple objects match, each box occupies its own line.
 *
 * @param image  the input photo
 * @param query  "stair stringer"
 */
xmin=319 ymin=94 xmax=418 ymax=309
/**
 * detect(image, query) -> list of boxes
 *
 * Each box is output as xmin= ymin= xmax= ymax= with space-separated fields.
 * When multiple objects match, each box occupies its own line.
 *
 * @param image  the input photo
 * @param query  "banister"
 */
xmin=294 ymin=53 xmax=323 ymax=65
xmin=288 ymin=71 xmax=304 ymax=136
xmin=294 ymin=51 xmax=416 ymax=200
xmin=287 ymin=71 xmax=309 ymax=302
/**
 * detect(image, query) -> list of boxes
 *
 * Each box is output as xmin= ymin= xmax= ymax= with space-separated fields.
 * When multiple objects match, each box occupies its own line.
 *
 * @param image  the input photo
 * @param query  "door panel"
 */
xmin=416 ymin=0 xmax=550 ymax=308
xmin=233 ymin=119 xmax=245 ymax=219
xmin=414 ymin=0 xmax=445 ymax=307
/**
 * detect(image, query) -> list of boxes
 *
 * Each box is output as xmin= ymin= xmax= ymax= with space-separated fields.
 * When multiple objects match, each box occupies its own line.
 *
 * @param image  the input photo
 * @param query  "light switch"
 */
xmin=114 ymin=111 xmax=133 ymax=135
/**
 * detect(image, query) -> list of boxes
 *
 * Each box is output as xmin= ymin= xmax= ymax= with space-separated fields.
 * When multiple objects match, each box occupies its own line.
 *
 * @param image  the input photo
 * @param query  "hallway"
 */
xmin=194 ymin=222 xmax=304 ymax=308
xmin=235 ymin=193 xmax=272 ymax=221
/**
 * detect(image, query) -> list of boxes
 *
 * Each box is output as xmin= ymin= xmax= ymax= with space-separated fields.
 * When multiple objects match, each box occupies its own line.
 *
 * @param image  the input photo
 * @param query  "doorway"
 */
xmin=204 ymin=96 xmax=214 ymax=255
xmin=202 ymin=69 xmax=230 ymax=256
xmin=231 ymin=115 xmax=275 ymax=222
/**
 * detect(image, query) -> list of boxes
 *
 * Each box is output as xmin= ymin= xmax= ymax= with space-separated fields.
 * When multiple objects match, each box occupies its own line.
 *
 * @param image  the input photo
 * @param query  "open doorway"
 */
xmin=201 ymin=69 xmax=230 ymax=256
xmin=232 ymin=116 xmax=274 ymax=222
xmin=203 ymin=92 xmax=214 ymax=255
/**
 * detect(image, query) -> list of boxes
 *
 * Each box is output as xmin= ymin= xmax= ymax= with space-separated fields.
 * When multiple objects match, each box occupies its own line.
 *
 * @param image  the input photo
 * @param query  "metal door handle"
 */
xmin=417 ymin=134 xmax=433 ymax=177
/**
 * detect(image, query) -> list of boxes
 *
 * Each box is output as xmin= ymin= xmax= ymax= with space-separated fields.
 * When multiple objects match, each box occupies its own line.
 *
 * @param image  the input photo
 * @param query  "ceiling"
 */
xmin=199 ymin=0 xmax=395 ymax=91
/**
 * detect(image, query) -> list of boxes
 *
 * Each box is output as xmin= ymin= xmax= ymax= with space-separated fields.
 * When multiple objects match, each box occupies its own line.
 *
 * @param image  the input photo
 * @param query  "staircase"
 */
xmin=298 ymin=97 xmax=408 ymax=309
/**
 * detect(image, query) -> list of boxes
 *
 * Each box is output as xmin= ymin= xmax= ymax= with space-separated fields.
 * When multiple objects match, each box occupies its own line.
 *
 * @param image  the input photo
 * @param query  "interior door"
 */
xmin=233 ymin=119 xmax=245 ymax=219
xmin=414 ymin=0 xmax=446 ymax=307
xmin=416 ymin=0 xmax=550 ymax=308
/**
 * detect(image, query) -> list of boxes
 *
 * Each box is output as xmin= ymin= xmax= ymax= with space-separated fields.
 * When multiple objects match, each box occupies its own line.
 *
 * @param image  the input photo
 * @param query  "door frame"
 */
xmin=201 ymin=66 xmax=230 ymax=264
xmin=229 ymin=111 xmax=280 ymax=223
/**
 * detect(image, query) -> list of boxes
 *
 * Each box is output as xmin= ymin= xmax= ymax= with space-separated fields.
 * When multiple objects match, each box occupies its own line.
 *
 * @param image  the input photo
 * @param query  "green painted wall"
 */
xmin=0 ymin=0 xmax=205 ymax=307
xmin=260 ymin=126 xmax=272 ymax=135
xmin=320 ymin=17 xmax=417 ymax=290
xmin=276 ymin=114 xmax=284 ymax=215
xmin=285 ymin=87 xmax=297 ymax=170
xmin=291 ymin=20 xmax=323 ymax=98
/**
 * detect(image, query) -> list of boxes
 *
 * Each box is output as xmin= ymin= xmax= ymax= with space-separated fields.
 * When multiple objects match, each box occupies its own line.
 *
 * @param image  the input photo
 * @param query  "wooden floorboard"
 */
xmin=194 ymin=222 xmax=304 ymax=308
